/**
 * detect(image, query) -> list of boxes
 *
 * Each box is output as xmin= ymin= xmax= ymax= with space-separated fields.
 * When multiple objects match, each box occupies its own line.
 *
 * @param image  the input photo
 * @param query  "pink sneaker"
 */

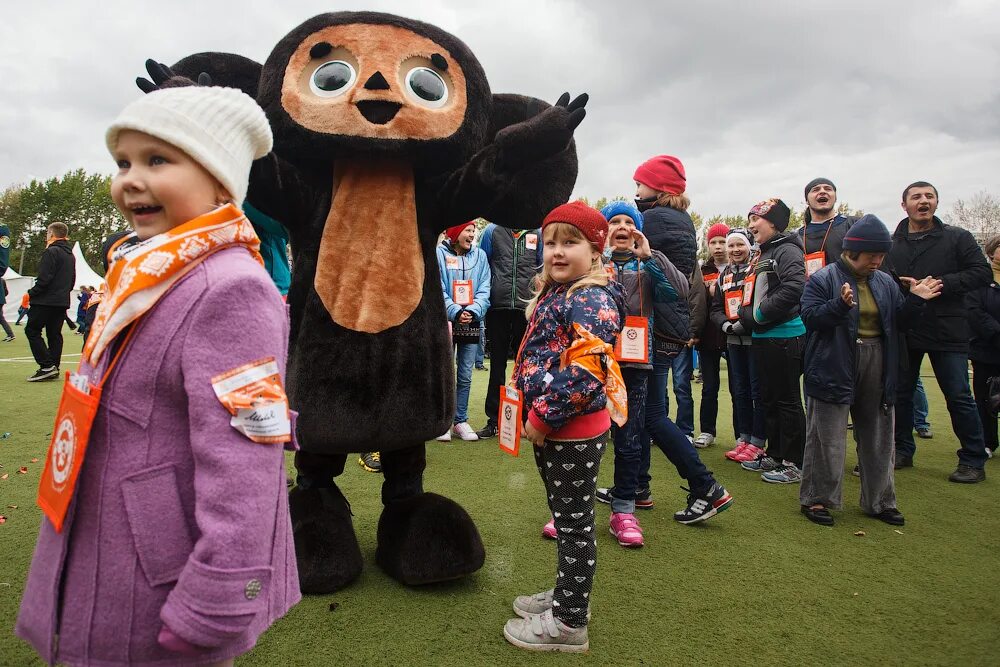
xmin=733 ymin=443 xmax=765 ymax=463
xmin=609 ymin=512 xmax=644 ymax=548
xmin=725 ymin=441 xmax=750 ymax=461
xmin=542 ymin=518 xmax=557 ymax=540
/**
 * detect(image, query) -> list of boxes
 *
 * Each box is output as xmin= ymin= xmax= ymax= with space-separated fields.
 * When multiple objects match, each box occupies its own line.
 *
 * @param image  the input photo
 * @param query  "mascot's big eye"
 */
xmin=310 ymin=61 xmax=357 ymax=97
xmin=405 ymin=67 xmax=449 ymax=108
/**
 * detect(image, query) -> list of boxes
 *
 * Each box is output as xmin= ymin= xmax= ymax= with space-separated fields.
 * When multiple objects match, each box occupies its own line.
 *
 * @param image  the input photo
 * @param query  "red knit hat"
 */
xmin=542 ymin=201 xmax=609 ymax=249
xmin=707 ymin=222 xmax=730 ymax=242
xmin=445 ymin=222 xmax=475 ymax=245
xmin=633 ymin=155 xmax=686 ymax=195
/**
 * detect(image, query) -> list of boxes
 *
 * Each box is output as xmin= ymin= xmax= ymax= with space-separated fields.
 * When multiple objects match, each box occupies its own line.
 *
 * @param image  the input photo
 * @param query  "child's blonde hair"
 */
xmin=525 ymin=223 xmax=609 ymax=318
xmin=655 ymin=191 xmax=691 ymax=212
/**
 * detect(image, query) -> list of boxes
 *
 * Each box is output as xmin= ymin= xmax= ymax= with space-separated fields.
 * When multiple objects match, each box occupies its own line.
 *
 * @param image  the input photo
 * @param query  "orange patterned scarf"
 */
xmin=83 ymin=204 xmax=263 ymax=365
xmin=559 ymin=323 xmax=628 ymax=427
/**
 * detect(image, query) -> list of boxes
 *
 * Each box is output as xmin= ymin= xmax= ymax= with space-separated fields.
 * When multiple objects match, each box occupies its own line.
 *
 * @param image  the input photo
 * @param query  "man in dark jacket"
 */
xmin=886 ymin=181 xmax=991 ymax=482
xmin=799 ymin=215 xmax=941 ymax=527
xmin=476 ymin=223 xmax=541 ymax=438
xmin=25 ymin=222 xmax=75 ymax=381
xmin=798 ymin=177 xmax=856 ymax=278
xmin=967 ymin=234 xmax=1000 ymax=459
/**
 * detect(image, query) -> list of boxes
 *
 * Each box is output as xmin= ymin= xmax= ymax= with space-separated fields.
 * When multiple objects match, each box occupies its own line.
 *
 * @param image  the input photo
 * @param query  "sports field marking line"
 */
xmin=0 ymin=353 xmax=82 ymax=363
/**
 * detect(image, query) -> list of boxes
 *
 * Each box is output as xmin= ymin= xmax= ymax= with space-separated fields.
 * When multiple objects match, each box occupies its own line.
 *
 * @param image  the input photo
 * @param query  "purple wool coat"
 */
xmin=16 ymin=247 xmax=301 ymax=666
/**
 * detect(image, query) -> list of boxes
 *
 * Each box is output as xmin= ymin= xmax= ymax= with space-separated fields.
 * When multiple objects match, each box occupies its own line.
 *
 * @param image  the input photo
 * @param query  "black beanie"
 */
xmin=842 ymin=214 xmax=892 ymax=253
xmin=804 ymin=177 xmax=836 ymax=200
xmin=748 ymin=198 xmax=791 ymax=232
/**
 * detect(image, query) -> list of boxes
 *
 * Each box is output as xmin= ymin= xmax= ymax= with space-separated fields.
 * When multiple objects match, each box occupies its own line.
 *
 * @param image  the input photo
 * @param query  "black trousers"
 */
xmin=752 ymin=336 xmax=806 ymax=466
xmin=698 ymin=348 xmax=723 ymax=436
xmin=25 ymin=304 xmax=66 ymax=369
xmin=972 ymin=360 xmax=1000 ymax=453
xmin=295 ymin=444 xmax=427 ymax=505
xmin=484 ymin=308 xmax=528 ymax=423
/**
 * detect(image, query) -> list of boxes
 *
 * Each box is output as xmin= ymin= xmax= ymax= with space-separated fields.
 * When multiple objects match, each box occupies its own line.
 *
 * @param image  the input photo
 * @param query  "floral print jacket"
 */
xmin=514 ymin=280 xmax=626 ymax=432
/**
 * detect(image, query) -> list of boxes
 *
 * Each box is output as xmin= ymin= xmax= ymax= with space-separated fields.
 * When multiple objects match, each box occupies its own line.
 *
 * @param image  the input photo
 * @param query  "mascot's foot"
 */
xmin=289 ymin=485 xmax=363 ymax=594
xmin=376 ymin=492 xmax=485 ymax=586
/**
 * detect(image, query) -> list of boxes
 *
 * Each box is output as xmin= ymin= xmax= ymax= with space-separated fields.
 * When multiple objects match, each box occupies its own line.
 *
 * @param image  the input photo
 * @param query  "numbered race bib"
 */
xmin=724 ymin=290 xmax=743 ymax=320
xmin=804 ymin=251 xmax=825 ymax=279
xmin=525 ymin=233 xmax=538 ymax=251
xmin=211 ymin=357 xmax=291 ymax=445
xmin=498 ymin=385 xmax=524 ymax=456
xmin=37 ymin=373 xmax=103 ymax=532
xmin=614 ymin=315 xmax=649 ymax=363
xmin=445 ymin=255 xmax=460 ymax=270
xmin=452 ymin=279 xmax=473 ymax=306
xmin=742 ymin=274 xmax=755 ymax=306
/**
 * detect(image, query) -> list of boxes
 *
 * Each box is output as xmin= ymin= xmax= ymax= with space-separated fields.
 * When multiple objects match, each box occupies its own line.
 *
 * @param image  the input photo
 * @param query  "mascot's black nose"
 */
xmin=364 ymin=72 xmax=390 ymax=90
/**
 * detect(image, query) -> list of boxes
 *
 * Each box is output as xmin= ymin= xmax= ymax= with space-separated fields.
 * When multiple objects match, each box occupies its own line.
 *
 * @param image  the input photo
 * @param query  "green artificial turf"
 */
xmin=1 ymin=333 xmax=998 ymax=666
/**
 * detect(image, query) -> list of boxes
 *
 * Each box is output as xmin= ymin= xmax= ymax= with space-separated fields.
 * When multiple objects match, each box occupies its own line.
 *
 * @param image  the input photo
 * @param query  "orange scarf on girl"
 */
xmin=560 ymin=323 xmax=628 ymax=427
xmin=83 ymin=204 xmax=263 ymax=365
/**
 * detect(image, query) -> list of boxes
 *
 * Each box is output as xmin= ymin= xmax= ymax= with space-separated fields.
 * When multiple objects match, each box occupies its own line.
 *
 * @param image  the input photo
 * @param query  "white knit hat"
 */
xmin=106 ymin=86 xmax=273 ymax=206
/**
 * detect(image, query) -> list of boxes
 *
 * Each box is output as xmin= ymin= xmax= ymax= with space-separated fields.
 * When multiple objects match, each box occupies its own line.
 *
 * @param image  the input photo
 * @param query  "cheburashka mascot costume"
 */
xmin=139 ymin=11 xmax=587 ymax=593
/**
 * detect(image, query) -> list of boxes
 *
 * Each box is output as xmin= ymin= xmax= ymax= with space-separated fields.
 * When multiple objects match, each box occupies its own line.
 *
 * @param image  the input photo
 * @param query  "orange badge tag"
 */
xmin=804 ymin=251 xmax=826 ymax=279
xmin=742 ymin=274 xmax=755 ymax=306
xmin=452 ymin=279 xmax=473 ymax=306
xmin=525 ymin=233 xmax=538 ymax=251
xmin=614 ymin=315 xmax=649 ymax=363
xmin=724 ymin=290 xmax=743 ymax=320
xmin=37 ymin=373 xmax=103 ymax=532
xmin=498 ymin=385 xmax=524 ymax=456
xmin=211 ymin=357 xmax=291 ymax=444
xmin=445 ymin=255 xmax=460 ymax=270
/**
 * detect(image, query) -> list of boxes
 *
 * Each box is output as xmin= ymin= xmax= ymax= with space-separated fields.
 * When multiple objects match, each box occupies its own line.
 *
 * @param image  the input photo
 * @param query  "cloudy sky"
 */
xmin=2 ymin=0 xmax=997 ymax=225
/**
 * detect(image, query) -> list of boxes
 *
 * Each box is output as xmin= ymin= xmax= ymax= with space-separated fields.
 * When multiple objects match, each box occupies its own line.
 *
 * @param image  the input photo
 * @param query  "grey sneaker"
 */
xmin=741 ymin=455 xmax=778 ymax=472
xmin=761 ymin=463 xmax=802 ymax=484
xmin=503 ymin=608 xmax=589 ymax=653
xmin=693 ymin=432 xmax=715 ymax=448
xmin=513 ymin=589 xmax=554 ymax=618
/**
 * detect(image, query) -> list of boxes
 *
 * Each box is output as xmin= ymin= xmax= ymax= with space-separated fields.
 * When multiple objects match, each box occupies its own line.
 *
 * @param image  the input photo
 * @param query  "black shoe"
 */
xmin=894 ymin=454 xmax=913 ymax=470
xmin=674 ymin=483 xmax=733 ymax=525
xmin=475 ymin=364 xmax=488 ymax=371
xmin=869 ymin=508 xmax=905 ymax=526
xmin=27 ymin=366 xmax=59 ymax=382
xmin=2 ymin=335 xmax=13 ymax=342
xmin=916 ymin=427 xmax=933 ymax=439
xmin=476 ymin=421 xmax=497 ymax=439
xmin=852 ymin=464 xmax=860 ymax=477
xmin=358 ymin=452 xmax=382 ymax=473
xmin=948 ymin=464 xmax=985 ymax=484
xmin=596 ymin=486 xmax=655 ymax=510
xmin=801 ymin=505 xmax=834 ymax=526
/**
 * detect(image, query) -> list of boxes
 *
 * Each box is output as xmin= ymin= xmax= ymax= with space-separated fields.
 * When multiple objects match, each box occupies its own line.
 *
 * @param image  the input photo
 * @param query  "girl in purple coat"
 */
xmin=17 ymin=80 xmax=299 ymax=666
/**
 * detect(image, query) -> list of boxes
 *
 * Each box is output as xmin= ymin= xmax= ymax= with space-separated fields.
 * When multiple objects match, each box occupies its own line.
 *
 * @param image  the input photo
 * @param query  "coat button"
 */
xmin=244 ymin=579 xmax=262 ymax=600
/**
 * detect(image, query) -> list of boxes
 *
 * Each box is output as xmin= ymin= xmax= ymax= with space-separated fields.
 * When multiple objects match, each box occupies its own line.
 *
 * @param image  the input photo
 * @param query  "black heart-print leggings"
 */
xmin=532 ymin=431 xmax=607 ymax=628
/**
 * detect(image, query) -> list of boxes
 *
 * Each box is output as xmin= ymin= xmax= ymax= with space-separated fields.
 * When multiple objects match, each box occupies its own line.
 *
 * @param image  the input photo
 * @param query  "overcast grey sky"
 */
xmin=2 ymin=0 xmax=997 ymax=224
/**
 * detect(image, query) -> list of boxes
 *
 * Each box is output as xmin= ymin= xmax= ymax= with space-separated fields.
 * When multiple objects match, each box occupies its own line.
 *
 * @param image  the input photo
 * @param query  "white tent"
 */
xmin=72 ymin=242 xmax=104 ymax=290
xmin=3 ymin=266 xmax=33 ymax=322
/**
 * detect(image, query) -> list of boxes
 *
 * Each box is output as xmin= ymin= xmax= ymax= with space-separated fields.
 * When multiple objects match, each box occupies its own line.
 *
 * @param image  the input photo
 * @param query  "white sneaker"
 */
xmin=435 ymin=430 xmax=452 ymax=442
xmin=693 ymin=432 xmax=715 ymax=448
xmin=452 ymin=422 xmax=479 ymax=441
xmin=503 ymin=608 xmax=588 ymax=653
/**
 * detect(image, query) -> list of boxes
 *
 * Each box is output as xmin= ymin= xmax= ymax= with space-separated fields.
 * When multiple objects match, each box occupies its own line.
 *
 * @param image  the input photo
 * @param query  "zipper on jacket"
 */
xmin=511 ymin=234 xmax=521 ymax=309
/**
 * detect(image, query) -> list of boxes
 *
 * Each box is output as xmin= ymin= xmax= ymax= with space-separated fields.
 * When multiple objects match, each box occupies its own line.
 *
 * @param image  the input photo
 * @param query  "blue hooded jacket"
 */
xmin=436 ymin=240 xmax=491 ymax=322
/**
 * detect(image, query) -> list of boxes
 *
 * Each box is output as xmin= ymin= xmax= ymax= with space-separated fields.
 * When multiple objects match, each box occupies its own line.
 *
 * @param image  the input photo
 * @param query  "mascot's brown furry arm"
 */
xmin=141 ymin=11 xmax=585 ymax=593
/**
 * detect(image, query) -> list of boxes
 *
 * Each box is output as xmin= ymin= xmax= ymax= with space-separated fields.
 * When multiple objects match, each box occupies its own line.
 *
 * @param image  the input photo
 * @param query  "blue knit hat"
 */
xmin=601 ymin=200 xmax=644 ymax=231
xmin=842 ymin=214 xmax=892 ymax=253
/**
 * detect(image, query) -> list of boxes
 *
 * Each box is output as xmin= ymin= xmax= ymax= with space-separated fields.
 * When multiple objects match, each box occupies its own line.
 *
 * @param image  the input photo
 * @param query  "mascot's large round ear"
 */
xmin=171 ymin=52 xmax=263 ymax=98
xmin=484 ymin=93 xmax=579 ymax=229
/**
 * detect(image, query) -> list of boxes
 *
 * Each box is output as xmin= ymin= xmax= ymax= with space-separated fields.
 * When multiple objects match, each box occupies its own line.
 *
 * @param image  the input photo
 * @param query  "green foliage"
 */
xmin=1 ymin=169 xmax=126 ymax=276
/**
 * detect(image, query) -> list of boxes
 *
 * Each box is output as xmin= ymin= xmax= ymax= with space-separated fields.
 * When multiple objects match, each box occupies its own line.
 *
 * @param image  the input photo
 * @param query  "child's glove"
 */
xmin=495 ymin=92 xmax=588 ymax=172
xmin=136 ymin=59 xmax=212 ymax=93
xmin=722 ymin=321 xmax=746 ymax=336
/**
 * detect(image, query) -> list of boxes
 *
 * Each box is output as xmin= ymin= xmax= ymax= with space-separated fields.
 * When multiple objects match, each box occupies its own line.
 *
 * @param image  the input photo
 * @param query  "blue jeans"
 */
xmin=476 ymin=327 xmax=486 ymax=367
xmin=662 ymin=347 xmax=694 ymax=436
xmin=913 ymin=377 xmax=930 ymax=430
xmin=610 ymin=368 xmax=649 ymax=514
xmin=727 ymin=343 xmax=767 ymax=446
xmin=454 ymin=342 xmax=478 ymax=424
xmin=896 ymin=350 xmax=987 ymax=468
xmin=639 ymin=353 xmax=715 ymax=495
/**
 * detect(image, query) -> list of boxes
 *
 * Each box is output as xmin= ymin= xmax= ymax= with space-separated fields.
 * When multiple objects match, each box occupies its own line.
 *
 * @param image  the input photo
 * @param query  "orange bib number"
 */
xmin=37 ymin=374 xmax=103 ymax=532
xmin=452 ymin=279 xmax=473 ymax=306
xmin=724 ymin=290 xmax=743 ymax=320
xmin=498 ymin=385 xmax=524 ymax=456
xmin=614 ymin=315 xmax=649 ymax=363
xmin=804 ymin=251 xmax=826 ymax=278
xmin=742 ymin=274 xmax=756 ymax=306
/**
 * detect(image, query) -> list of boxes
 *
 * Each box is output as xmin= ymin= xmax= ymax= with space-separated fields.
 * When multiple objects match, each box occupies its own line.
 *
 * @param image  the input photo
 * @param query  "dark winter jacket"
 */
xmin=801 ymin=259 xmax=926 ymax=405
xmin=743 ymin=232 xmax=805 ymax=334
xmin=885 ymin=216 xmax=991 ymax=352
xmin=797 ymin=214 xmax=856 ymax=267
xmin=968 ymin=279 xmax=1000 ymax=364
xmin=697 ymin=260 xmax=727 ymax=351
xmin=709 ymin=262 xmax=753 ymax=346
xmin=28 ymin=239 xmax=75 ymax=308
xmin=643 ymin=205 xmax=697 ymax=344
xmin=479 ymin=224 xmax=541 ymax=311
xmin=0 ymin=224 xmax=10 ymax=306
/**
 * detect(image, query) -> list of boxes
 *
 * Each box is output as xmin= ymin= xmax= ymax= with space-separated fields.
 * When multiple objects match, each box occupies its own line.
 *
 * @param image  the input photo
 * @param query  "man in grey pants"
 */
xmin=798 ymin=215 xmax=942 ymax=527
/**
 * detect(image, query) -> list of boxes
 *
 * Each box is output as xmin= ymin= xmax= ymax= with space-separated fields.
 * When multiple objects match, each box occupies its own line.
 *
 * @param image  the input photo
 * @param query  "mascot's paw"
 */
xmin=375 ymin=492 xmax=485 ymax=586
xmin=289 ymin=485 xmax=363 ymax=594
